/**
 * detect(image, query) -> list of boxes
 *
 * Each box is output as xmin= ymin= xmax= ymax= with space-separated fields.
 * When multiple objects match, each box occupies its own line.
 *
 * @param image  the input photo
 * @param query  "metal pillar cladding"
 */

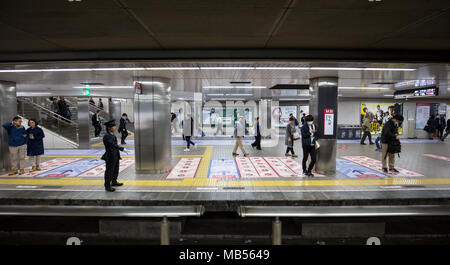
xmin=134 ymin=77 xmax=171 ymax=173
xmin=0 ymin=81 xmax=17 ymax=170
xmin=108 ymin=98 xmax=122 ymax=122
xmin=309 ymin=77 xmax=338 ymax=174
xmin=77 ymin=98 xmax=90 ymax=149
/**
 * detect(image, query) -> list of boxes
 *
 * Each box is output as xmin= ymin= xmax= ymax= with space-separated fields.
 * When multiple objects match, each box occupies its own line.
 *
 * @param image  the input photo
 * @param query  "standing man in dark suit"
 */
xmin=119 ymin=113 xmax=130 ymax=145
xmin=251 ymin=116 xmax=261 ymax=150
xmin=91 ymin=110 xmax=102 ymax=137
xmin=101 ymin=120 xmax=126 ymax=192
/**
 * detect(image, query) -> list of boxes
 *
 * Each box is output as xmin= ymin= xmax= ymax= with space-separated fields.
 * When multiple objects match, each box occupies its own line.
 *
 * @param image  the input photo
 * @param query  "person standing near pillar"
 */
xmin=119 ymin=113 xmax=130 ymax=145
xmin=101 ymin=120 xmax=125 ymax=192
xmin=232 ymin=115 xmax=248 ymax=157
xmin=251 ymin=116 xmax=261 ymax=150
xmin=91 ymin=110 xmax=102 ymax=137
xmin=182 ymin=114 xmax=196 ymax=151
xmin=300 ymin=115 xmax=317 ymax=177
xmin=26 ymin=119 xmax=45 ymax=172
xmin=381 ymin=115 xmax=404 ymax=173
xmin=2 ymin=116 xmax=27 ymax=175
xmin=285 ymin=117 xmax=297 ymax=157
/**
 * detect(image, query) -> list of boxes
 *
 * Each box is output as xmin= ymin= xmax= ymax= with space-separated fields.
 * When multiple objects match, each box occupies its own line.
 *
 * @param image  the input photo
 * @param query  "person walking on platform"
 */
xmin=251 ymin=116 xmax=261 ymax=150
xmin=170 ymin=112 xmax=178 ymax=134
xmin=182 ymin=114 xmax=196 ymax=151
xmin=98 ymin=98 xmax=104 ymax=110
xmin=381 ymin=114 xmax=404 ymax=174
xmin=436 ymin=114 xmax=445 ymax=138
xmin=424 ymin=115 xmax=436 ymax=139
xmin=441 ymin=118 xmax=450 ymax=141
xmin=374 ymin=120 xmax=383 ymax=152
xmin=2 ymin=116 xmax=27 ymax=175
xmin=214 ymin=116 xmax=224 ymax=135
xmin=119 ymin=113 xmax=130 ymax=145
xmin=232 ymin=115 xmax=248 ymax=157
xmin=26 ymin=119 xmax=45 ymax=172
xmin=301 ymin=113 xmax=306 ymax=126
xmin=289 ymin=113 xmax=299 ymax=127
xmin=360 ymin=113 xmax=374 ymax=145
xmin=300 ymin=115 xmax=317 ymax=177
xmin=101 ymin=120 xmax=126 ymax=192
xmin=91 ymin=110 xmax=102 ymax=137
xmin=285 ymin=117 xmax=298 ymax=158
xmin=89 ymin=97 xmax=95 ymax=105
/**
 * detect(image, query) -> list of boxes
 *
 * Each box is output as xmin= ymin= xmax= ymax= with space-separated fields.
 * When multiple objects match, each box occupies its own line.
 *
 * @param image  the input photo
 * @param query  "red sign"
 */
xmin=134 ymin=82 xmax=142 ymax=94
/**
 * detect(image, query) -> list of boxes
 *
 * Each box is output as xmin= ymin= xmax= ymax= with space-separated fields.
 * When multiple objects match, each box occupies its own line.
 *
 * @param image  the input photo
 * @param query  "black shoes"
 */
xmin=389 ymin=168 xmax=399 ymax=173
xmin=360 ymin=143 xmax=366 ymax=145
xmin=303 ymin=171 xmax=314 ymax=177
xmin=112 ymin=182 xmax=124 ymax=187
xmin=382 ymin=168 xmax=388 ymax=173
xmin=105 ymin=187 xmax=116 ymax=192
xmin=369 ymin=142 xmax=375 ymax=145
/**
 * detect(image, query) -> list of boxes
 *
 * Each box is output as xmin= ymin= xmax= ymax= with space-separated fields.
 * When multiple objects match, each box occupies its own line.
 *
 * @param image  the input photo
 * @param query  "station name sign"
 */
xmin=394 ymin=86 xmax=439 ymax=99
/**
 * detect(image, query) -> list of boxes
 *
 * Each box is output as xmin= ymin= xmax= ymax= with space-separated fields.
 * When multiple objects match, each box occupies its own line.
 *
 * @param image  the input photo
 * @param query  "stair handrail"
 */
xmin=17 ymin=98 xmax=78 ymax=126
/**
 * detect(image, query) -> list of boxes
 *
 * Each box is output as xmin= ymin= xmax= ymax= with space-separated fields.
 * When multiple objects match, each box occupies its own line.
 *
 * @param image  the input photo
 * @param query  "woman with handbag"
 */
xmin=285 ymin=117 xmax=298 ymax=157
xmin=300 ymin=115 xmax=317 ymax=177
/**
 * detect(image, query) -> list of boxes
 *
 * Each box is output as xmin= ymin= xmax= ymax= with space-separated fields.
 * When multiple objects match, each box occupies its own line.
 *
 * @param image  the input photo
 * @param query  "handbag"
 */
xmin=314 ymin=139 xmax=320 ymax=149
xmin=293 ymin=131 xmax=300 ymax=141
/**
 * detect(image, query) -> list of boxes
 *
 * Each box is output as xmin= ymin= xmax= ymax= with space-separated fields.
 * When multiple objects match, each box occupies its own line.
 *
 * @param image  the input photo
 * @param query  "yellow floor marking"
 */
xmin=1 ymin=177 xmax=449 ymax=187
xmin=195 ymin=146 xmax=213 ymax=179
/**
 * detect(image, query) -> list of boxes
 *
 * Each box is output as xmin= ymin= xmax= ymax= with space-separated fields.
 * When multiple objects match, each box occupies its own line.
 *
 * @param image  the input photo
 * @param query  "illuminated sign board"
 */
xmin=394 ymin=86 xmax=439 ymax=99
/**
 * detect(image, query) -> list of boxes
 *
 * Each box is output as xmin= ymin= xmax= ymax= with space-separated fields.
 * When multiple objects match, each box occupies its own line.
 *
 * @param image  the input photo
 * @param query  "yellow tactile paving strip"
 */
xmin=2 ymin=145 xmax=449 ymax=188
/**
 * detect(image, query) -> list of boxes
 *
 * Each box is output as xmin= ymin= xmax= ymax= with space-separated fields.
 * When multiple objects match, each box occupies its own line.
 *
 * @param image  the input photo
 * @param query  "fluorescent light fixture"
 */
xmin=200 ymin=67 xmax=254 ymax=70
xmin=338 ymin=86 xmax=391 ymax=90
xmin=207 ymin=93 xmax=225 ymax=96
xmin=255 ymin=67 xmax=309 ymax=70
xmin=0 ymin=66 xmax=416 ymax=73
xmin=210 ymin=98 xmax=247 ymax=101
xmin=226 ymin=94 xmax=254 ymax=96
xmin=338 ymin=94 xmax=343 ymax=97
xmin=203 ymin=86 xmax=266 ymax=89
xmin=147 ymin=67 xmax=199 ymax=70
xmin=383 ymin=94 xmax=394 ymax=97
xmin=311 ymin=67 xmax=415 ymax=71
xmin=73 ymin=86 xmax=133 ymax=89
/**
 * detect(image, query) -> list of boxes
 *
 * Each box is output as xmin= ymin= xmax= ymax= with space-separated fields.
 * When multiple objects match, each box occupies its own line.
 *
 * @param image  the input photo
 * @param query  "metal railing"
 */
xmin=0 ymin=205 xmax=205 ymax=245
xmin=17 ymin=98 xmax=79 ymax=144
xmin=238 ymin=205 xmax=450 ymax=245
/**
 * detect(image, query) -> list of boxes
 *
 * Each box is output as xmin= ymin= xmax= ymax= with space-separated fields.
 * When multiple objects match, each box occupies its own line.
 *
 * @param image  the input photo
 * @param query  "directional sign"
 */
xmin=341 ymin=156 xmax=424 ymax=177
xmin=208 ymin=159 xmax=239 ymax=178
xmin=36 ymin=158 xmax=105 ymax=178
xmin=336 ymin=158 xmax=387 ymax=178
xmin=0 ymin=158 xmax=81 ymax=178
xmin=235 ymin=157 xmax=261 ymax=178
xmin=80 ymin=158 xmax=135 ymax=177
xmin=166 ymin=157 xmax=202 ymax=179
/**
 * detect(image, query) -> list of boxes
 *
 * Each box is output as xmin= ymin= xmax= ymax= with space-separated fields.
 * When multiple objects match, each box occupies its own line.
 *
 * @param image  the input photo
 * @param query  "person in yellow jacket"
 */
xmin=360 ymin=113 xmax=374 ymax=145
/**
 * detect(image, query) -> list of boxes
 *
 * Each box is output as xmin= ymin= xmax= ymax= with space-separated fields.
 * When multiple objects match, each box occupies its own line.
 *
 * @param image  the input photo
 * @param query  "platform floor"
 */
xmin=0 ymin=136 xmax=449 ymax=210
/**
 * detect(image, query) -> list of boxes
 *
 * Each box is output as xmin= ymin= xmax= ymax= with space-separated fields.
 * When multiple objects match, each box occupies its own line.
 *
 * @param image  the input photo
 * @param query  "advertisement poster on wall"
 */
xmin=415 ymin=103 xmax=447 ymax=129
xmin=271 ymin=106 xmax=297 ymax=127
xmin=360 ymin=102 xmax=403 ymax=134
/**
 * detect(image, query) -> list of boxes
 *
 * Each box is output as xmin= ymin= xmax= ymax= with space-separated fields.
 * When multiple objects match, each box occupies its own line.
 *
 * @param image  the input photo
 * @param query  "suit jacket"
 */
xmin=101 ymin=132 xmax=124 ymax=162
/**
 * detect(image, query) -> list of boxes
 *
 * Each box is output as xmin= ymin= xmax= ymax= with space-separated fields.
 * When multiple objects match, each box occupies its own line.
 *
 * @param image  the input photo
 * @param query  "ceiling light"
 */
xmin=200 ymin=67 xmax=255 ymax=70
xmin=255 ymin=67 xmax=309 ymax=70
xmin=147 ymin=67 xmax=199 ymax=70
xmin=203 ymin=86 xmax=266 ymax=89
xmin=207 ymin=93 xmax=225 ymax=96
xmin=226 ymin=94 xmax=254 ymax=96
xmin=73 ymin=86 xmax=133 ymax=89
xmin=338 ymin=87 xmax=391 ymax=90
xmin=384 ymin=95 xmax=394 ymax=97
xmin=310 ymin=67 xmax=415 ymax=71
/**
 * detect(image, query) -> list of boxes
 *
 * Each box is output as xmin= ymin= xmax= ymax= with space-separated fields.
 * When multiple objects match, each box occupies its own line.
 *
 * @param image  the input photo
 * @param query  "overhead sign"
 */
xmin=134 ymin=82 xmax=142 ymax=95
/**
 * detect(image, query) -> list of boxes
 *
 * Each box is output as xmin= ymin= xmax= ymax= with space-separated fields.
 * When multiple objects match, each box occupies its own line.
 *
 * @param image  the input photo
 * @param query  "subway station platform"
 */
xmin=0 ymin=136 xmax=449 ymax=211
